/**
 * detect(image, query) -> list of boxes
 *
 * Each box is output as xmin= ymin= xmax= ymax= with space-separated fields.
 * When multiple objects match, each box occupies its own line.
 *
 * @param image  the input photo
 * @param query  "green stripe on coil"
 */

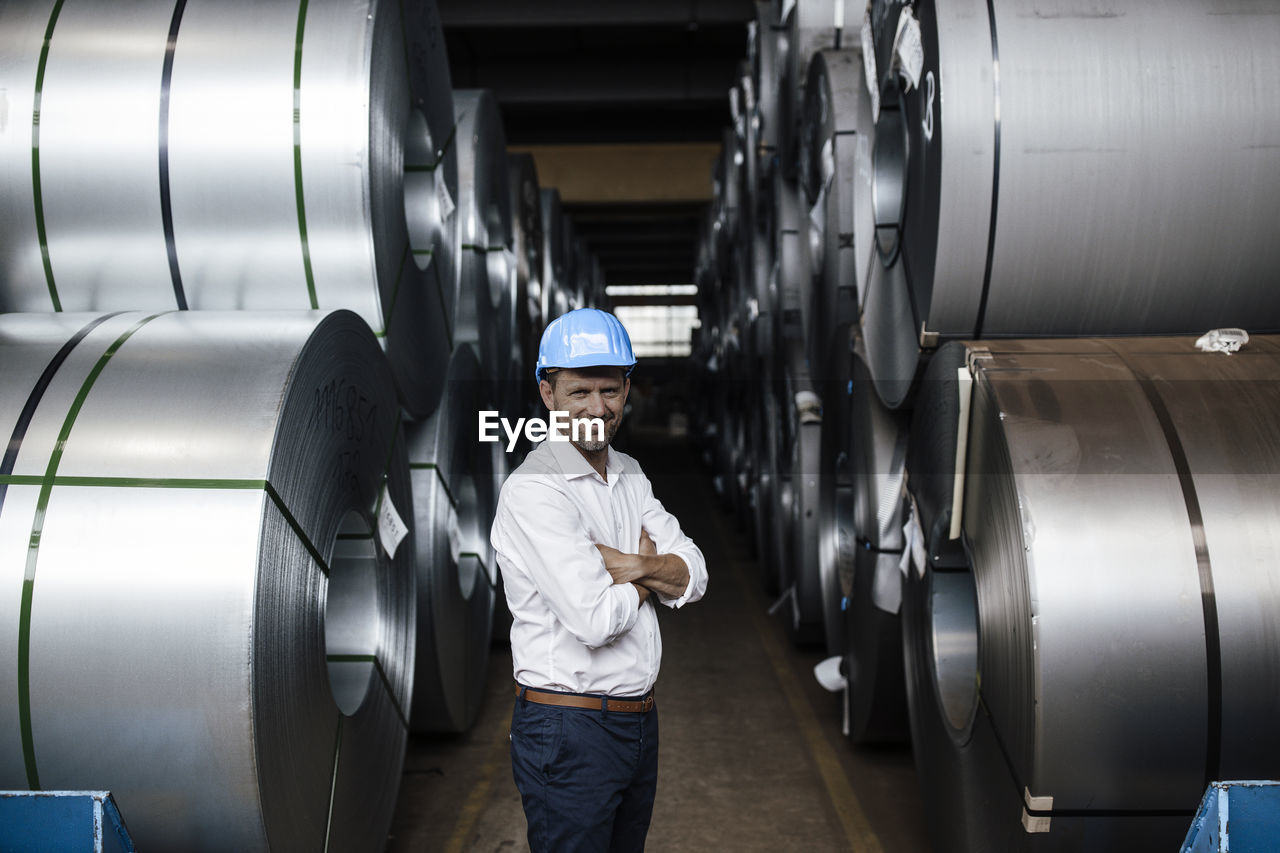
xmin=430 ymin=252 xmax=453 ymax=350
xmin=18 ymin=312 xmax=166 ymax=790
xmin=408 ymin=461 xmax=456 ymax=510
xmin=293 ymin=0 xmax=318 ymax=309
xmin=326 ymin=654 xmax=409 ymax=731
xmin=264 ymin=481 xmax=330 ymax=578
xmin=322 ymin=716 xmax=343 ymax=853
xmin=0 ymin=474 xmax=266 ymax=490
xmin=384 ymin=243 xmax=410 ymax=330
xmin=31 ymin=0 xmax=67 ymax=312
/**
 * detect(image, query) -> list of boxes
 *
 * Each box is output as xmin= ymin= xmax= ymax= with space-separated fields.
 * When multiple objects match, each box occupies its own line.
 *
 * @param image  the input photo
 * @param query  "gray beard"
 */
xmin=570 ymin=416 xmax=618 ymax=452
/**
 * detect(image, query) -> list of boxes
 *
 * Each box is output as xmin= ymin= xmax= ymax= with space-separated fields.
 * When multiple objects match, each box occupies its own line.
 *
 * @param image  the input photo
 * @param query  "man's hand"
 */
xmin=638 ymin=529 xmax=657 ymax=557
xmin=595 ymin=543 xmax=643 ymax=584
xmin=596 ymin=529 xmax=691 ymax=600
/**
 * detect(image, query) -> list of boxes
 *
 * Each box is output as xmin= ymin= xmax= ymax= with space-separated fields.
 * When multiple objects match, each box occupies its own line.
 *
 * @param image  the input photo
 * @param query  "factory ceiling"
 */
xmin=440 ymin=0 xmax=754 ymax=286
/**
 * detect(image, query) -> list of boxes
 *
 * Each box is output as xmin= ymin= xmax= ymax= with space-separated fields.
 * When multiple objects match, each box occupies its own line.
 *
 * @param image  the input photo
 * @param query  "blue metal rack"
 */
xmin=1182 ymin=781 xmax=1280 ymax=853
xmin=0 ymin=791 xmax=135 ymax=853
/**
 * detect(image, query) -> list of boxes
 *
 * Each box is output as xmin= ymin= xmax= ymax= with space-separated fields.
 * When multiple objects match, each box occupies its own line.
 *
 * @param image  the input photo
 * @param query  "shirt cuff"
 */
xmin=658 ymin=551 xmax=698 ymax=608
xmin=617 ymin=582 xmax=643 ymax=634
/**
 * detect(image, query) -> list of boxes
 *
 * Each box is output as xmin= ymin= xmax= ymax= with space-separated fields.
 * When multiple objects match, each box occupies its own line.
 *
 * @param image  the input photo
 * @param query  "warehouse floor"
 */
xmin=387 ymin=432 xmax=931 ymax=852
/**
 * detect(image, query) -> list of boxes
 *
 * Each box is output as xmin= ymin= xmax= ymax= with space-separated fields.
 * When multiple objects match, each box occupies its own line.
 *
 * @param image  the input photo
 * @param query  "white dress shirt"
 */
xmin=491 ymin=437 xmax=708 ymax=697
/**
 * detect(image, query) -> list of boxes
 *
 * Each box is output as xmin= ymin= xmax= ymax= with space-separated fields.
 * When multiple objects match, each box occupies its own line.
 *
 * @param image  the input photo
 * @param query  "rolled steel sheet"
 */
xmin=560 ymin=217 xmax=583 ymax=312
xmin=863 ymin=0 xmax=1280 ymax=408
xmin=539 ymin=188 xmax=570 ymax=325
xmin=508 ymin=153 xmax=544 ymax=416
xmin=588 ymin=256 xmax=606 ymax=310
xmin=751 ymin=353 xmax=784 ymax=594
xmin=0 ymin=0 xmax=458 ymax=420
xmin=749 ymin=10 xmax=781 ymax=336
xmin=781 ymin=341 xmax=824 ymax=646
xmin=406 ymin=343 xmax=498 ymax=733
xmin=453 ymin=90 xmax=514 ymax=390
xmin=753 ymin=2 xmax=785 ymax=160
xmin=774 ymin=168 xmax=812 ymax=346
xmin=800 ymin=49 xmax=875 ymax=372
xmin=904 ymin=335 xmax=1280 ymax=851
xmin=573 ymin=234 xmax=591 ymax=313
xmin=816 ymin=327 xmax=856 ymax=658
xmin=0 ymin=310 xmax=414 ymax=850
xmin=778 ymin=0 xmax=845 ymax=182
xmin=844 ymin=348 xmax=909 ymax=742
xmin=715 ymin=128 xmax=744 ymax=285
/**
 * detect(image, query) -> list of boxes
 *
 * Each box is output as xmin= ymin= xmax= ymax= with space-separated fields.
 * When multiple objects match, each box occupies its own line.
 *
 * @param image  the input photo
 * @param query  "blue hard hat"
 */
xmin=536 ymin=308 xmax=637 ymax=382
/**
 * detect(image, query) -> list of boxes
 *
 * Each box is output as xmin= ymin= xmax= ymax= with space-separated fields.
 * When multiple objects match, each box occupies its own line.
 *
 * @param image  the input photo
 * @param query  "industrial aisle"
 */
xmin=387 ymin=433 xmax=930 ymax=852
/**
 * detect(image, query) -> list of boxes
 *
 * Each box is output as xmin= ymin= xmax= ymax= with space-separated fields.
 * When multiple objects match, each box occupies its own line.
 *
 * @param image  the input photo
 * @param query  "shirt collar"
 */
xmin=547 ymin=436 xmax=623 ymax=482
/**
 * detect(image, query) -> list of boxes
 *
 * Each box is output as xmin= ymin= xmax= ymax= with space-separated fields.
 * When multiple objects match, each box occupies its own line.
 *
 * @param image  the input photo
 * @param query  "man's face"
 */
xmin=539 ymin=367 xmax=629 ymax=452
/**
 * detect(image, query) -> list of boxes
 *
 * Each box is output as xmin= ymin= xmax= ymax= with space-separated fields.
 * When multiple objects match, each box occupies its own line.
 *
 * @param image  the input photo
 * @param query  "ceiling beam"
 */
xmin=450 ymin=60 xmax=733 ymax=106
xmin=607 ymin=293 xmax=700 ymax=307
xmin=514 ymin=144 xmax=717 ymax=203
xmin=438 ymin=0 xmax=754 ymax=28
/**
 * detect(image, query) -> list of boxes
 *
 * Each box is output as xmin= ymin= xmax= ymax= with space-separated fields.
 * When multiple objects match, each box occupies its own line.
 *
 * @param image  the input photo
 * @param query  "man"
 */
xmin=491 ymin=308 xmax=709 ymax=853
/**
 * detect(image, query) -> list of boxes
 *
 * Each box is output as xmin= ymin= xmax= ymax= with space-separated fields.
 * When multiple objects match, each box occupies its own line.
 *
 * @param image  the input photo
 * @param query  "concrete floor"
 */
xmin=387 ymin=435 xmax=931 ymax=852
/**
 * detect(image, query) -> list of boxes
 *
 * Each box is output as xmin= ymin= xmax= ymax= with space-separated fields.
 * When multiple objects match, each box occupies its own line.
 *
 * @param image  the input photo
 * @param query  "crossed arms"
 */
xmin=595 ymin=530 xmax=691 ymax=604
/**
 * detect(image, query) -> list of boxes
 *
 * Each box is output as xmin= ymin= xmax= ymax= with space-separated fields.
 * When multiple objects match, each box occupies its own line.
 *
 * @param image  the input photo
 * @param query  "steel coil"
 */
xmin=774 ymin=168 xmax=812 ymax=346
xmin=753 ymin=2 xmax=785 ymax=161
xmin=539 ymin=188 xmax=570 ymax=325
xmin=905 ymin=335 xmax=1280 ymax=852
xmin=782 ymin=341 xmax=824 ymax=647
xmin=0 ymin=310 xmax=413 ymax=850
xmin=406 ymin=343 xmax=498 ymax=733
xmin=453 ymin=89 xmax=514 ymax=390
xmin=778 ymin=0 xmax=845 ymax=182
xmin=863 ymin=0 xmax=1280 ymax=409
xmin=0 ymin=0 xmax=458 ymax=419
xmin=800 ymin=49 xmax=875 ymax=372
xmin=816 ymin=327 xmax=856 ymax=658
xmin=508 ymin=153 xmax=544 ymax=415
xmin=844 ymin=348 xmax=909 ymax=742
xmin=715 ymin=128 xmax=744 ymax=284
xmin=574 ymin=240 xmax=595 ymax=312
xmin=560 ymin=218 xmax=583 ymax=312
xmin=751 ymin=357 xmax=784 ymax=594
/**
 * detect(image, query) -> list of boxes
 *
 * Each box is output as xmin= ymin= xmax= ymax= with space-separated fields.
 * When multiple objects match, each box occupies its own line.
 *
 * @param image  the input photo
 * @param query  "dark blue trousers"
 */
xmin=510 ymin=690 xmax=659 ymax=853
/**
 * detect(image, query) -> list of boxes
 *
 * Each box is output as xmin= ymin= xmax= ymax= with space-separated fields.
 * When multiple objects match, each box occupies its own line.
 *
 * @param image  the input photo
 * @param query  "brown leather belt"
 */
xmin=517 ymin=685 xmax=655 ymax=713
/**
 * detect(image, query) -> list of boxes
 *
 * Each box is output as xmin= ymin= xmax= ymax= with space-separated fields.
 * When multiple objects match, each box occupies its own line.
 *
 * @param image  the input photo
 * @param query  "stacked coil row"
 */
xmin=697 ymin=0 xmax=1280 ymax=848
xmin=0 ymin=0 xmax=608 ymax=847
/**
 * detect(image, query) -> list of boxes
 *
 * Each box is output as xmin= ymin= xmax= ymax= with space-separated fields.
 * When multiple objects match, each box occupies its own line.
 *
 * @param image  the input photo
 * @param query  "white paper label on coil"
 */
xmin=1195 ymin=327 xmax=1249 ymax=354
xmin=809 ymin=184 xmax=826 ymax=233
xmin=378 ymin=484 xmax=409 ymax=560
xmin=893 ymin=6 xmax=924 ymax=91
xmin=833 ymin=0 xmax=846 ymax=30
xmin=899 ymin=497 xmax=927 ymax=582
xmin=437 ymin=177 xmax=456 ymax=221
xmin=814 ymin=655 xmax=847 ymax=692
xmin=795 ymin=390 xmax=823 ymax=423
xmin=446 ymin=504 xmax=462 ymax=565
xmin=820 ymin=136 xmax=836 ymax=184
xmin=861 ymin=10 xmax=880 ymax=121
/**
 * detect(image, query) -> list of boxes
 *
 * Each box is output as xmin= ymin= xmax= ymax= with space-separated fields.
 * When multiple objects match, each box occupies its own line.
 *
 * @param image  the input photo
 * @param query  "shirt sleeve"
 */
xmin=493 ymin=476 xmax=641 ymax=649
xmin=637 ymin=472 xmax=708 ymax=609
